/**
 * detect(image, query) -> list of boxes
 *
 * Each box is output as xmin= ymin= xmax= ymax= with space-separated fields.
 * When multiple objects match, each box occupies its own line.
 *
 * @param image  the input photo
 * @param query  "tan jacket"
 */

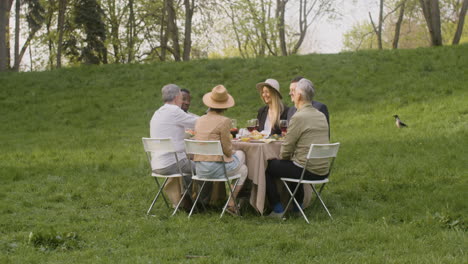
xmin=281 ymin=103 xmax=330 ymax=175
xmin=193 ymin=111 xmax=234 ymax=162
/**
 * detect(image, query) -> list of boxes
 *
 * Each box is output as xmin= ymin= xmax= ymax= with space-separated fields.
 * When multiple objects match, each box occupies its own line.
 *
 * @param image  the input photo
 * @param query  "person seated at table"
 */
xmin=193 ymin=85 xmax=248 ymax=215
xmin=265 ymin=78 xmax=330 ymax=218
xmin=150 ymin=84 xmax=198 ymax=209
xmin=256 ymin=78 xmax=289 ymax=136
xmin=181 ymin=88 xmax=199 ymax=118
xmin=287 ymin=76 xmax=330 ymax=137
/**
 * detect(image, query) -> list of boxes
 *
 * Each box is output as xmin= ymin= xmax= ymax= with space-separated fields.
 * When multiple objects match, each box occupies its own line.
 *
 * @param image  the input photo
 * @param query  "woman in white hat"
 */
xmin=256 ymin=79 xmax=289 ymax=136
xmin=193 ymin=85 xmax=248 ymax=215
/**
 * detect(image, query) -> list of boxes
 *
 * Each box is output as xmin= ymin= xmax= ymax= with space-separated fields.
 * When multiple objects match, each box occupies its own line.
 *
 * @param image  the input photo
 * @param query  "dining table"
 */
xmin=232 ymin=140 xmax=313 ymax=215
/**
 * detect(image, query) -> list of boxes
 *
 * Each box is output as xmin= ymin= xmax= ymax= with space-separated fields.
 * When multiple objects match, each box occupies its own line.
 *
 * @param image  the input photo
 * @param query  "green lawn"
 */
xmin=0 ymin=45 xmax=467 ymax=263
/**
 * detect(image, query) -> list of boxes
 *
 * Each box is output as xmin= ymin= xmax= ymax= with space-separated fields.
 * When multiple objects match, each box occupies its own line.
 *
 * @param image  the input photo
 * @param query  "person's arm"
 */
xmin=175 ymin=107 xmax=198 ymax=128
xmin=220 ymin=118 xmax=233 ymax=158
xmin=257 ymin=106 xmax=266 ymax=132
xmin=320 ymin=104 xmax=329 ymax=125
xmin=280 ymin=114 xmax=300 ymax=160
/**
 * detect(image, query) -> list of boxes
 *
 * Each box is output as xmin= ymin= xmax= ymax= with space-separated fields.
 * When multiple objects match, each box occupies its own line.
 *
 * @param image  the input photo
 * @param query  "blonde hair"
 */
xmin=262 ymin=86 xmax=284 ymax=128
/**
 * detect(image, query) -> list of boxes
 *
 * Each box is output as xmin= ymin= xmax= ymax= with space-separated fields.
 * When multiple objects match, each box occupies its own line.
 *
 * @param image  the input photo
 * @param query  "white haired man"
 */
xmin=287 ymin=76 xmax=329 ymax=138
xmin=265 ymin=78 xmax=330 ymax=217
xmin=150 ymin=84 xmax=198 ymax=208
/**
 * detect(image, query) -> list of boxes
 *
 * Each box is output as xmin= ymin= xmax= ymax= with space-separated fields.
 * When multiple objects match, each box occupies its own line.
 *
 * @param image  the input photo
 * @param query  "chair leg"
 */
xmin=188 ymin=181 xmax=206 ymax=218
xmin=221 ymin=179 xmax=240 ymax=218
xmin=311 ymin=184 xmax=333 ymax=220
xmin=172 ymin=181 xmax=193 ymax=216
xmin=154 ymin=177 xmax=170 ymax=208
xmin=309 ymin=183 xmax=326 ymax=209
xmin=147 ymin=178 xmax=169 ymax=215
xmin=282 ymin=181 xmax=310 ymax=224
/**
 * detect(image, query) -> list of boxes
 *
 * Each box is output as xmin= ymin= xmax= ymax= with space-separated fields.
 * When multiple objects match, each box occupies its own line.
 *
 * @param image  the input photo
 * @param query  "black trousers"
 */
xmin=265 ymin=159 xmax=328 ymax=208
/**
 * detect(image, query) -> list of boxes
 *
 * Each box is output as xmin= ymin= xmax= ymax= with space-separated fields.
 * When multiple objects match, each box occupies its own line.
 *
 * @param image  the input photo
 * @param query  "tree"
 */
xmin=452 ymin=0 xmax=468 ymax=44
xmin=74 ymin=0 xmax=108 ymax=64
xmin=56 ymin=0 xmax=67 ymax=68
xmin=277 ymin=0 xmax=288 ymax=56
xmin=420 ymin=0 xmax=443 ymax=45
xmin=12 ymin=0 xmax=45 ymax=71
xmin=343 ymin=21 xmax=377 ymax=51
xmin=127 ymin=0 xmax=135 ymax=63
xmin=369 ymin=0 xmax=384 ymax=49
xmin=183 ymin=0 xmax=195 ymax=61
xmin=291 ymin=0 xmax=337 ymax=55
xmin=165 ymin=0 xmax=181 ymax=61
xmin=13 ymin=0 xmax=20 ymax=70
xmin=393 ymin=0 xmax=408 ymax=48
xmin=0 ymin=0 xmax=14 ymax=71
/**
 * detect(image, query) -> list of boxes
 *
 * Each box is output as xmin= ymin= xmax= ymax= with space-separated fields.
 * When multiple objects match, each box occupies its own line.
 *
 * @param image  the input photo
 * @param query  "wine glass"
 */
xmin=280 ymin=120 xmax=288 ymax=135
xmin=230 ymin=119 xmax=238 ymax=138
xmin=247 ymin=119 xmax=258 ymax=132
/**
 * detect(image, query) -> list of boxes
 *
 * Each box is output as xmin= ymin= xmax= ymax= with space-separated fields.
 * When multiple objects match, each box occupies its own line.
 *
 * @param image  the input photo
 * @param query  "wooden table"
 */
xmin=232 ymin=140 xmax=312 ymax=214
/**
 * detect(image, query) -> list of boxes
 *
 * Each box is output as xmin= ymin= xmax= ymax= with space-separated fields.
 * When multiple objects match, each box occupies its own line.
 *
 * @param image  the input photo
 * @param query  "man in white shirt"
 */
xmin=150 ymin=84 xmax=198 ymax=207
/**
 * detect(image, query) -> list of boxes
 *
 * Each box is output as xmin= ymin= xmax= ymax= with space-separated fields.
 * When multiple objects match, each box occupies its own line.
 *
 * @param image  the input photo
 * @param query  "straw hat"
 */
xmin=256 ymin=78 xmax=282 ymax=99
xmin=202 ymin=85 xmax=235 ymax=109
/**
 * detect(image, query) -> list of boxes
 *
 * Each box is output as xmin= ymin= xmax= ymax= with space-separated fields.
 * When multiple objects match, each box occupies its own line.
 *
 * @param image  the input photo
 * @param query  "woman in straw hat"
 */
xmin=256 ymin=78 xmax=289 ymax=136
xmin=193 ymin=85 xmax=248 ymax=215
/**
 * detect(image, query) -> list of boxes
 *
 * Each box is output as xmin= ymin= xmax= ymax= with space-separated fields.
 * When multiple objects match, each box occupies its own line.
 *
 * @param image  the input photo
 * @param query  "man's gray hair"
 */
xmin=162 ymin=84 xmax=181 ymax=102
xmin=296 ymin=78 xmax=315 ymax=102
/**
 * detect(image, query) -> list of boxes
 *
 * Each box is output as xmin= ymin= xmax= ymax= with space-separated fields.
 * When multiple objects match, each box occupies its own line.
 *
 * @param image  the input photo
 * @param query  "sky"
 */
xmin=303 ymin=0 xmax=379 ymax=53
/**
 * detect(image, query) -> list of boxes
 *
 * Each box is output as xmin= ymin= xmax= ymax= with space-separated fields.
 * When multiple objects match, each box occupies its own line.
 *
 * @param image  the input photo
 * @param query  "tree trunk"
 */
xmin=393 ymin=0 xmax=406 ymax=49
xmin=292 ymin=0 xmax=307 ymax=54
xmin=377 ymin=0 xmax=383 ymax=49
xmin=159 ymin=0 xmax=167 ymax=61
xmin=420 ymin=0 xmax=442 ymax=46
xmin=182 ymin=0 xmax=194 ymax=61
xmin=108 ymin=0 xmax=120 ymax=63
xmin=452 ymin=0 xmax=468 ymax=44
xmin=277 ymin=0 xmax=288 ymax=56
xmin=56 ymin=0 xmax=66 ymax=68
xmin=46 ymin=0 xmax=55 ymax=69
xmin=16 ymin=29 xmax=37 ymax=66
xmin=13 ymin=0 xmax=20 ymax=71
xmin=0 ymin=0 xmax=14 ymax=71
xmin=127 ymin=0 xmax=135 ymax=63
xmin=369 ymin=0 xmax=384 ymax=50
xmin=166 ymin=0 xmax=180 ymax=61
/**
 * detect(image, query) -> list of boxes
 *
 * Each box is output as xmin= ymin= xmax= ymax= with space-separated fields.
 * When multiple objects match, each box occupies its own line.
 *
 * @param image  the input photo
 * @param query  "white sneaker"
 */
xmin=268 ymin=211 xmax=285 ymax=219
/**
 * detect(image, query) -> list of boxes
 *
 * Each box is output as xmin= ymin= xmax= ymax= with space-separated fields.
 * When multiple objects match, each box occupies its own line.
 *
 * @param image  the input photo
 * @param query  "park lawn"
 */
xmin=0 ymin=44 xmax=467 ymax=263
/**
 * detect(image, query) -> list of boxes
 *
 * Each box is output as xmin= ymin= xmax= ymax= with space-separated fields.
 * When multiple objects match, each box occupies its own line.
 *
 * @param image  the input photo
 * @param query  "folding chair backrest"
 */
xmin=142 ymin=138 xmax=175 ymax=153
xmin=307 ymin=143 xmax=340 ymax=159
xmin=184 ymin=139 xmax=223 ymax=156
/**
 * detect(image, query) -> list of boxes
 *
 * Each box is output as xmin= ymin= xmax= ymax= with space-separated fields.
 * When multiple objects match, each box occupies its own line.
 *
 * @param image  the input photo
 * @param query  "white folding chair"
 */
xmin=184 ymin=139 xmax=241 ymax=218
xmin=142 ymin=138 xmax=192 ymax=215
xmin=281 ymin=143 xmax=340 ymax=223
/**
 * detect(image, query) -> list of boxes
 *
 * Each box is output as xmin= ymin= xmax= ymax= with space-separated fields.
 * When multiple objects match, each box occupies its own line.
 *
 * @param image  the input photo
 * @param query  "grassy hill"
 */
xmin=1 ymin=45 xmax=467 ymax=263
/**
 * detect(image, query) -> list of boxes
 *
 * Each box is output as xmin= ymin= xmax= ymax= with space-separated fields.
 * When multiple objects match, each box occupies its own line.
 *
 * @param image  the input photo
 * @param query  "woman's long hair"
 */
xmin=263 ymin=86 xmax=284 ymax=128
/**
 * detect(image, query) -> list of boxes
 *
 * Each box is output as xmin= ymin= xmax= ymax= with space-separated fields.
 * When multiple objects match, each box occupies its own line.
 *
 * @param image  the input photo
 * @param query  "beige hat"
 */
xmin=202 ymin=85 xmax=235 ymax=109
xmin=256 ymin=78 xmax=282 ymax=99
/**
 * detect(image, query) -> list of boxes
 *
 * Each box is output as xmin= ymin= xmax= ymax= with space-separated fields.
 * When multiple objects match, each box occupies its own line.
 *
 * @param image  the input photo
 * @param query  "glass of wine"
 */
xmin=247 ymin=119 xmax=258 ymax=133
xmin=230 ymin=119 xmax=238 ymax=138
xmin=280 ymin=120 xmax=288 ymax=135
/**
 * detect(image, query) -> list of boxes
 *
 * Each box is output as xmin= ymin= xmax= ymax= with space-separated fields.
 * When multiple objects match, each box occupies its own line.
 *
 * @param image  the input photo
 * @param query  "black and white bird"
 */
xmin=393 ymin=115 xmax=408 ymax=128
